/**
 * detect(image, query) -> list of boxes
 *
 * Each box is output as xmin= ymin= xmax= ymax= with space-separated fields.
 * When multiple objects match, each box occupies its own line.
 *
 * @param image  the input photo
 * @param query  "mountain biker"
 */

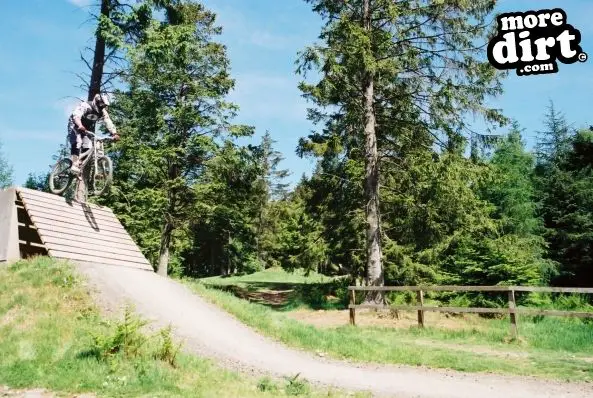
xmin=67 ymin=93 xmax=120 ymax=174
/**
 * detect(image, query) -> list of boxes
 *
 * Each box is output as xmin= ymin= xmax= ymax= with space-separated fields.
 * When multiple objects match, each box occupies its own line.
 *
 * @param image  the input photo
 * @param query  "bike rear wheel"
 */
xmin=91 ymin=155 xmax=113 ymax=197
xmin=48 ymin=158 xmax=74 ymax=195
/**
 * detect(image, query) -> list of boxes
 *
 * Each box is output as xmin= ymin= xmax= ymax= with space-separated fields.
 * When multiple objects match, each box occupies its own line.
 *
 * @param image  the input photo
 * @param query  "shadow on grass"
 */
xmin=75 ymin=349 xmax=100 ymax=360
xmin=204 ymin=280 xmax=350 ymax=311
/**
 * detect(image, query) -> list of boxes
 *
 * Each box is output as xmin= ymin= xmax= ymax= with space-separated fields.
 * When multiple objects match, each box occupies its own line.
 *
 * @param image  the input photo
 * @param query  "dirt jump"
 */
xmin=76 ymin=261 xmax=593 ymax=398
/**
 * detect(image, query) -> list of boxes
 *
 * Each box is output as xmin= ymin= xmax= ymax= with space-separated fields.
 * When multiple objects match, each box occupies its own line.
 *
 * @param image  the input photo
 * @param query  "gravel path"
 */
xmin=75 ymin=262 xmax=593 ymax=398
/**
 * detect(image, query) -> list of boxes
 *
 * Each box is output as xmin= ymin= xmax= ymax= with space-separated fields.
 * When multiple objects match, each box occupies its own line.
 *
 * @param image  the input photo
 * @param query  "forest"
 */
xmin=2 ymin=0 xmax=592 ymax=305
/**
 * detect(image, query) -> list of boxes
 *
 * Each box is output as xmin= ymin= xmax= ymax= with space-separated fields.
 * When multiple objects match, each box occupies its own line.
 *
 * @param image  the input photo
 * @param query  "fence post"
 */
xmin=508 ymin=289 xmax=518 ymax=339
xmin=349 ymin=289 xmax=356 ymax=326
xmin=417 ymin=289 xmax=425 ymax=327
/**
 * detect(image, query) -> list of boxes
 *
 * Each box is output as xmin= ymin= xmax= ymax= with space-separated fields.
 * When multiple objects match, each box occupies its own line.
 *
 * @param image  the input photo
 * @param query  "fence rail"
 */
xmin=347 ymin=285 xmax=593 ymax=338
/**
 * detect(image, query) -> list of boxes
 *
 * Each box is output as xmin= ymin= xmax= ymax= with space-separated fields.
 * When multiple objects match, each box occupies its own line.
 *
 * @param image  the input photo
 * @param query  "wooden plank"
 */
xmin=417 ymin=290 xmax=425 ymax=328
xmin=31 ymin=219 xmax=134 ymax=241
xmin=17 ymin=189 xmax=114 ymax=217
xmin=18 ymin=194 xmax=116 ymax=220
xmin=17 ymin=194 xmax=115 ymax=217
xmin=348 ymin=285 xmax=593 ymax=294
xmin=17 ymin=189 xmax=113 ymax=214
xmin=516 ymin=309 xmax=593 ymax=318
xmin=19 ymin=240 xmax=45 ymax=248
xmin=18 ymin=197 xmax=125 ymax=231
xmin=29 ymin=208 xmax=127 ymax=234
xmin=42 ymin=234 xmax=144 ymax=253
xmin=46 ymin=242 xmax=148 ymax=263
xmin=26 ymin=208 xmax=126 ymax=233
xmin=49 ymin=250 xmax=152 ymax=269
xmin=43 ymin=237 xmax=148 ymax=260
xmin=20 ymin=199 xmax=125 ymax=225
xmin=512 ymin=286 xmax=593 ymax=294
xmin=349 ymin=289 xmax=356 ymax=326
xmin=16 ymin=186 xmax=111 ymax=210
xmin=30 ymin=222 xmax=137 ymax=246
xmin=508 ymin=290 xmax=518 ymax=338
xmin=349 ymin=304 xmax=593 ymax=319
xmin=348 ymin=286 xmax=512 ymax=292
xmin=350 ymin=304 xmax=512 ymax=314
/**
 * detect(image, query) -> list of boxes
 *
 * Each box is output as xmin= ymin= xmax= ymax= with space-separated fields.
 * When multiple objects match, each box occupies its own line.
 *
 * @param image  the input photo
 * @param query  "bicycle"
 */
xmin=48 ymin=131 xmax=114 ymax=199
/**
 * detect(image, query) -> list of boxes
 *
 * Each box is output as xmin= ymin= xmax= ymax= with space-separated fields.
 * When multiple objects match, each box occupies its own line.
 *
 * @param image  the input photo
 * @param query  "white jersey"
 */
xmin=68 ymin=100 xmax=117 ymax=135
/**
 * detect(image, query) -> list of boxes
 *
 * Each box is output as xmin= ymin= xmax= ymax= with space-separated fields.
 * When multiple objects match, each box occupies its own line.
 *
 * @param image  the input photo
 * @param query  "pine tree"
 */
xmin=474 ymin=122 xmax=555 ymax=287
xmin=297 ymin=0 xmax=506 ymax=302
xmin=23 ymin=172 xmax=50 ymax=192
xmin=253 ymin=131 xmax=290 ymax=266
xmin=101 ymin=0 xmax=253 ymax=276
xmin=543 ymin=129 xmax=593 ymax=288
xmin=186 ymin=142 xmax=264 ymax=276
xmin=0 ymin=140 xmax=13 ymax=189
xmin=534 ymin=101 xmax=572 ymax=167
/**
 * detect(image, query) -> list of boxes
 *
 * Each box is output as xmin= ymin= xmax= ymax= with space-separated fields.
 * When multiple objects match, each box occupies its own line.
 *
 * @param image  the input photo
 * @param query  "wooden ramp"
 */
xmin=0 ymin=186 xmax=153 ymax=271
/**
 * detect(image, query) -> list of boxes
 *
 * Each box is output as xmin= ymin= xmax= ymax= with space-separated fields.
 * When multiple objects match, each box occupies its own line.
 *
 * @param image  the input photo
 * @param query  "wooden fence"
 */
xmin=348 ymin=285 xmax=593 ymax=337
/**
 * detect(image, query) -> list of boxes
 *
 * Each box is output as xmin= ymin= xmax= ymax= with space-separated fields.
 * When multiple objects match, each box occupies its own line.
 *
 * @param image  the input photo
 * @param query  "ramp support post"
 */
xmin=0 ymin=188 xmax=19 ymax=264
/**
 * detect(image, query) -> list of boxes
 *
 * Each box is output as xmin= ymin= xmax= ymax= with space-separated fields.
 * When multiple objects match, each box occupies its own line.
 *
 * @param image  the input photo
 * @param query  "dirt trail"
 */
xmin=75 ymin=262 xmax=593 ymax=398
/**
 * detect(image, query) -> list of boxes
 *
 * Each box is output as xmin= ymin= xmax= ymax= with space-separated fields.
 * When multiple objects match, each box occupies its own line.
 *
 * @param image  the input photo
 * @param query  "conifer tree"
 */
xmin=297 ymin=0 xmax=506 ymax=302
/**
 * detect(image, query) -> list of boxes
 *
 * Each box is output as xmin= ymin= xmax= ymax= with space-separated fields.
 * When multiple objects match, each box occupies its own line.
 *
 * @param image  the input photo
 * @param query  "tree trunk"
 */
xmin=362 ymin=0 xmax=384 ymax=304
xmin=88 ymin=0 xmax=110 ymax=100
xmin=157 ymin=219 xmax=173 ymax=276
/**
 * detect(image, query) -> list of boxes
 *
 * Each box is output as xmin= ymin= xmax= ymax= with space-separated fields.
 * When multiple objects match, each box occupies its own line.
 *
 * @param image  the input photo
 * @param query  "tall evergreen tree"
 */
xmin=472 ymin=122 xmax=555 ymax=287
xmin=23 ymin=172 xmax=50 ymax=192
xmin=542 ymin=129 xmax=593 ymax=288
xmin=101 ymin=0 xmax=252 ymax=276
xmin=297 ymin=0 xmax=506 ymax=302
xmin=253 ymin=131 xmax=291 ymax=265
xmin=534 ymin=101 xmax=572 ymax=167
xmin=79 ymin=0 xmax=153 ymax=98
xmin=0 ymin=140 xmax=13 ymax=189
xmin=186 ymin=142 xmax=264 ymax=276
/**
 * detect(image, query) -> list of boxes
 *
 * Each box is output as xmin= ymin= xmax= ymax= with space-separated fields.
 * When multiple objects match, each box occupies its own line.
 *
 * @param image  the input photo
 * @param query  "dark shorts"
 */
xmin=67 ymin=123 xmax=91 ymax=156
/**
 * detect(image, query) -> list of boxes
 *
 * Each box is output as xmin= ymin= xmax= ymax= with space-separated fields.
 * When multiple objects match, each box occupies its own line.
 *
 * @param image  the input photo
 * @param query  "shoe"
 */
xmin=70 ymin=165 xmax=81 ymax=174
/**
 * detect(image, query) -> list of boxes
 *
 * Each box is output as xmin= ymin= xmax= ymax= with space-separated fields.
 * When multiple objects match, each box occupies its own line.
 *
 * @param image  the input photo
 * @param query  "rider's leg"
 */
xmin=68 ymin=128 xmax=82 ymax=174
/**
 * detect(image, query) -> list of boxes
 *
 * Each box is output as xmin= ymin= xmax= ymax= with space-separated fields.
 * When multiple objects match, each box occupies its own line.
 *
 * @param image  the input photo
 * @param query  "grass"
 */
xmin=200 ymin=267 xmax=338 ymax=286
xmin=199 ymin=268 xmax=348 ymax=311
xmin=180 ymin=278 xmax=593 ymax=383
xmin=0 ymin=257 xmax=371 ymax=398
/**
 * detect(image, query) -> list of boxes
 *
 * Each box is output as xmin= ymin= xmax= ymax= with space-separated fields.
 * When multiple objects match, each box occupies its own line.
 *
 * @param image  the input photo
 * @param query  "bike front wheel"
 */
xmin=91 ymin=155 xmax=113 ymax=197
xmin=48 ymin=158 xmax=74 ymax=195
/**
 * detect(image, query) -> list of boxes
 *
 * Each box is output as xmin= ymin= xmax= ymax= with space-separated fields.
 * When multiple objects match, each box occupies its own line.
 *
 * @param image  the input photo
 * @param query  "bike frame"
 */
xmin=75 ymin=131 xmax=112 ymax=189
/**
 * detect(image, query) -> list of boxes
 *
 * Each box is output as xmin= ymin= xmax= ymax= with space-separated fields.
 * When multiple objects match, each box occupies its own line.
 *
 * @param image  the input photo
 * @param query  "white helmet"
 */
xmin=93 ymin=93 xmax=110 ymax=109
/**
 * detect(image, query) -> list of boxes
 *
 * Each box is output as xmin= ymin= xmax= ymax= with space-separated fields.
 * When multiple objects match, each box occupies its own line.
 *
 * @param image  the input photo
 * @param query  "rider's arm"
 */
xmin=101 ymin=108 xmax=118 ymax=136
xmin=71 ymin=103 xmax=88 ymax=132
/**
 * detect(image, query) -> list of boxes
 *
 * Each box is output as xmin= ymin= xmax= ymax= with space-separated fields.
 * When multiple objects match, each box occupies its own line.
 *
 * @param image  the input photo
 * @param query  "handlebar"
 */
xmin=81 ymin=130 xmax=116 ymax=141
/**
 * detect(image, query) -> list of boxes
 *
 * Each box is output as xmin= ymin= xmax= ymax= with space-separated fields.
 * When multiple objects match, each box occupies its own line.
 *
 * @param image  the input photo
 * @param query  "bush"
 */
xmin=284 ymin=374 xmax=310 ymax=396
xmin=257 ymin=376 xmax=278 ymax=393
xmin=88 ymin=304 xmax=183 ymax=367
xmin=90 ymin=305 xmax=149 ymax=360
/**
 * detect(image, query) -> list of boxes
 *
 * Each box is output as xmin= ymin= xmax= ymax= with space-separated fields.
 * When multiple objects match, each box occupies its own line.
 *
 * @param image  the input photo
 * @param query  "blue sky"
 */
xmin=1 ymin=0 xmax=592 ymax=187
